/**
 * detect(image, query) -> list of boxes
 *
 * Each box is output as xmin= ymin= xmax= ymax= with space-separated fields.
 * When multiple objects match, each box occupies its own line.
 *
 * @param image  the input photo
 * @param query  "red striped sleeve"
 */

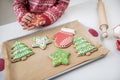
xmin=13 ymin=0 xmax=28 ymax=22
xmin=41 ymin=0 xmax=70 ymax=26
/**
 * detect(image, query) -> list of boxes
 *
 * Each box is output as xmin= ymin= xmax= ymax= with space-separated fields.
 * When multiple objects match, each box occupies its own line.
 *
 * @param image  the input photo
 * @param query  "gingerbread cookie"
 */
xmin=49 ymin=49 xmax=70 ymax=67
xmin=28 ymin=15 xmax=45 ymax=27
xmin=11 ymin=41 xmax=33 ymax=62
xmin=53 ymin=27 xmax=75 ymax=48
xmin=73 ymin=36 xmax=97 ymax=56
xmin=32 ymin=35 xmax=51 ymax=49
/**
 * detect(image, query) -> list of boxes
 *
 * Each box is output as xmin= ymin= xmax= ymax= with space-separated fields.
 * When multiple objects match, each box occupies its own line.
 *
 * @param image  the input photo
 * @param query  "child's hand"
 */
xmin=26 ymin=15 xmax=46 ymax=30
xmin=20 ymin=13 xmax=35 ymax=29
xmin=22 ymin=13 xmax=34 ymax=23
xmin=38 ymin=17 xmax=46 ymax=26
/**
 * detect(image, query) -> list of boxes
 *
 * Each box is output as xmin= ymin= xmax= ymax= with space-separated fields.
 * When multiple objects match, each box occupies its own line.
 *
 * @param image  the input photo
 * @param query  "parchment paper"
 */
xmin=2 ymin=21 xmax=109 ymax=80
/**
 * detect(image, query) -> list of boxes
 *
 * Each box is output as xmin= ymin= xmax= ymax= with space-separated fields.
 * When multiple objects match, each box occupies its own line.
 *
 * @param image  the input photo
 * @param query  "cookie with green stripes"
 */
xmin=73 ymin=36 xmax=97 ymax=56
xmin=11 ymin=41 xmax=34 ymax=62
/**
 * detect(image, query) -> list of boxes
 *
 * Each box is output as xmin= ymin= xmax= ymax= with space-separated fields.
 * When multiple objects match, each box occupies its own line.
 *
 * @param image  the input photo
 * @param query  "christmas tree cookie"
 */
xmin=11 ymin=41 xmax=33 ymax=62
xmin=49 ymin=49 xmax=70 ymax=67
xmin=73 ymin=36 xmax=97 ymax=56
xmin=32 ymin=35 xmax=51 ymax=49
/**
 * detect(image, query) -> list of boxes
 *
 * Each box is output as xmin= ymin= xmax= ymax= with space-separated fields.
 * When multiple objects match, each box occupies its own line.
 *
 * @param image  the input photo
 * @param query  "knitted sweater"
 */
xmin=13 ymin=0 xmax=70 ymax=26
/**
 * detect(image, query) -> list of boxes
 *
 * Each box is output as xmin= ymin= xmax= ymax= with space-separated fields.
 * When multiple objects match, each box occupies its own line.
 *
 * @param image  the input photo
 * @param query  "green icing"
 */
xmin=12 ymin=42 xmax=25 ymax=48
xmin=49 ymin=49 xmax=70 ymax=67
xmin=12 ymin=45 xmax=26 ymax=52
xmin=12 ymin=42 xmax=21 ymax=47
xmin=74 ymin=40 xmax=87 ymax=46
xmin=12 ymin=47 xmax=31 ymax=56
xmin=73 ymin=36 xmax=96 ymax=56
xmin=11 ymin=41 xmax=33 ymax=61
xmin=13 ymin=50 xmax=32 ymax=60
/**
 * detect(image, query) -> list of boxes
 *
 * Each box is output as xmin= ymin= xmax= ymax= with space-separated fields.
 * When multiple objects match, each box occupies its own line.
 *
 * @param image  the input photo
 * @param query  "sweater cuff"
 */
xmin=18 ymin=17 xmax=22 ymax=22
xmin=41 ymin=14 xmax=51 ymax=26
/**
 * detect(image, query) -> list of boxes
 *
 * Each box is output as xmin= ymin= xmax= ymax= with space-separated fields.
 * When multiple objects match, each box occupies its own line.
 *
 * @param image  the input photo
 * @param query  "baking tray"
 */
xmin=47 ymin=54 xmax=106 ymax=80
xmin=2 ymin=20 xmax=109 ymax=80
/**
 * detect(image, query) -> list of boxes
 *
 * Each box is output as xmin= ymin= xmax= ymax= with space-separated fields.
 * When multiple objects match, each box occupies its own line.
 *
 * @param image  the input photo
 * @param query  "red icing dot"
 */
xmin=116 ymin=40 xmax=120 ymax=51
xmin=0 ymin=58 xmax=4 ymax=71
xmin=88 ymin=28 xmax=98 ymax=37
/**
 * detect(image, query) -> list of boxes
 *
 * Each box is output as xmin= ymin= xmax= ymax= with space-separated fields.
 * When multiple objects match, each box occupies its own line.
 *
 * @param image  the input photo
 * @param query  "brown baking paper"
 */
xmin=2 ymin=20 xmax=109 ymax=80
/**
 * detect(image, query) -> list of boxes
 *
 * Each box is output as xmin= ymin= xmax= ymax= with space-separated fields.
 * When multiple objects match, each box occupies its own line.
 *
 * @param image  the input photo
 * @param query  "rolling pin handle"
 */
xmin=100 ymin=24 xmax=108 ymax=38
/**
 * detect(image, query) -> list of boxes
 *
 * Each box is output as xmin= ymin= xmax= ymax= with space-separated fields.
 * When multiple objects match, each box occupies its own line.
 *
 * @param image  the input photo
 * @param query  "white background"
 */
xmin=0 ymin=0 xmax=120 ymax=80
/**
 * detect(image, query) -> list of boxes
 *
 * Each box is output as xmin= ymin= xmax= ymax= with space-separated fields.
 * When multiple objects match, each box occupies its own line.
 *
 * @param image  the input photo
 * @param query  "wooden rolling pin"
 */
xmin=98 ymin=0 xmax=108 ymax=38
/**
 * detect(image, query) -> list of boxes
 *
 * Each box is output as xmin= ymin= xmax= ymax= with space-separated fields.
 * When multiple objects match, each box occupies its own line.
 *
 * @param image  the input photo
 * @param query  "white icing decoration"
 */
xmin=61 ymin=27 xmax=75 ymax=34
xmin=32 ymin=35 xmax=51 ymax=49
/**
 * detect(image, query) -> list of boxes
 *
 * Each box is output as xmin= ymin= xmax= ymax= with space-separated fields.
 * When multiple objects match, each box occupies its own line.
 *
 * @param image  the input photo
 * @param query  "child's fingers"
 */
xmin=22 ymin=17 xmax=31 ymax=24
xmin=20 ymin=22 xmax=27 ymax=27
xmin=22 ymin=14 xmax=32 ymax=22
xmin=27 ymin=26 xmax=36 ymax=31
xmin=27 ymin=13 xmax=35 ymax=19
xmin=23 ymin=27 xmax=27 ymax=30
xmin=25 ymin=19 xmax=31 ymax=24
xmin=22 ymin=18 xmax=29 ymax=23
xmin=25 ymin=16 xmax=33 ymax=22
xmin=39 ymin=20 xmax=46 ymax=25
xmin=27 ymin=20 xmax=31 ymax=24
xmin=22 ymin=26 xmax=29 ymax=30
xmin=38 ymin=19 xmax=46 ymax=26
xmin=23 ymin=25 xmax=32 ymax=30
xmin=20 ymin=22 xmax=29 ymax=30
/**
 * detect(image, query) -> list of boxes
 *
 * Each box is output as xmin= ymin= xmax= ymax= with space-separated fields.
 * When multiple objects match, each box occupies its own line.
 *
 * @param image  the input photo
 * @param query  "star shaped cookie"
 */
xmin=49 ymin=49 xmax=70 ymax=67
xmin=32 ymin=35 xmax=51 ymax=49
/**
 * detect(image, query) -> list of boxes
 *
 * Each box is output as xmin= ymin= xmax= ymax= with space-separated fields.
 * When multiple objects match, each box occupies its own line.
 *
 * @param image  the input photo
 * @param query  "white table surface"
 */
xmin=0 ymin=0 xmax=120 ymax=80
